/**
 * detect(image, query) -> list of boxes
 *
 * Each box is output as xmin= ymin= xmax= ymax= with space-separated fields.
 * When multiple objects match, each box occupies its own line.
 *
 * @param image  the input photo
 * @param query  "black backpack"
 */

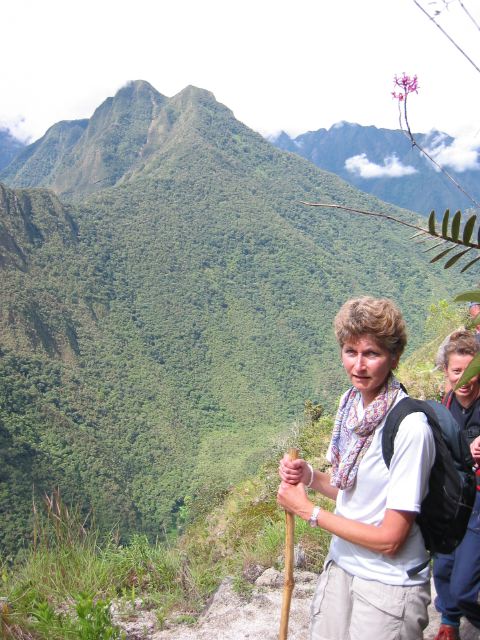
xmin=382 ymin=397 xmax=476 ymax=556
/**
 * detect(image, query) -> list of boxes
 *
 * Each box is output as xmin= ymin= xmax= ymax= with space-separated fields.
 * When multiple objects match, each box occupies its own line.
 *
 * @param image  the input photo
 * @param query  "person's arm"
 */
xmin=277 ymin=481 xmax=414 ymax=556
xmin=470 ymin=435 xmax=480 ymax=465
xmin=279 ymin=454 xmax=338 ymax=500
xmin=278 ymin=410 xmax=435 ymax=556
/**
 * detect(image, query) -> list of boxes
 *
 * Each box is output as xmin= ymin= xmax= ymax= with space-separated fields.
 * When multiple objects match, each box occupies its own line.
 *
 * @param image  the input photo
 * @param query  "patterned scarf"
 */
xmin=330 ymin=374 xmax=402 ymax=490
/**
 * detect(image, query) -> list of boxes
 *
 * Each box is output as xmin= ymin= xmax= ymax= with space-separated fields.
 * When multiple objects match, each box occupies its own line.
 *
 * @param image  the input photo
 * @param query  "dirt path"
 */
xmin=114 ymin=568 xmax=480 ymax=639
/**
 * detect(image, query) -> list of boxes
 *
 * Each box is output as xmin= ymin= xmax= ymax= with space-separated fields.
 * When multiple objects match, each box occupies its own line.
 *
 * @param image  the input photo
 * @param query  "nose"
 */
xmin=353 ymin=354 xmax=366 ymax=370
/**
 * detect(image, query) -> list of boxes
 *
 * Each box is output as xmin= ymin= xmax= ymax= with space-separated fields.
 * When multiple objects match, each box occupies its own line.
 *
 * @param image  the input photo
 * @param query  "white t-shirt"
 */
xmin=326 ymin=390 xmax=436 ymax=586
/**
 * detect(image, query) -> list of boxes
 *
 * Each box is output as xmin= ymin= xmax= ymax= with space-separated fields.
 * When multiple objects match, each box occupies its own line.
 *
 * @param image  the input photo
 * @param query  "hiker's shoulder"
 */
xmin=389 ymin=397 xmax=434 ymax=449
xmin=388 ymin=393 xmax=431 ymax=431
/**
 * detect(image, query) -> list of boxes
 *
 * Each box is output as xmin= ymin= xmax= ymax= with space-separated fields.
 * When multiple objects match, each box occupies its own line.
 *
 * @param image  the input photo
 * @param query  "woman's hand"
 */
xmin=278 ymin=454 xmax=309 ymax=485
xmin=277 ymin=480 xmax=312 ymax=521
xmin=470 ymin=436 xmax=480 ymax=465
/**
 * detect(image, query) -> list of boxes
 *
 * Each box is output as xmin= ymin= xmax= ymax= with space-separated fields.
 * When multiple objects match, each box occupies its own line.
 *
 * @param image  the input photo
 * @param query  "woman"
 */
xmin=277 ymin=296 xmax=435 ymax=640
xmin=432 ymin=330 xmax=480 ymax=640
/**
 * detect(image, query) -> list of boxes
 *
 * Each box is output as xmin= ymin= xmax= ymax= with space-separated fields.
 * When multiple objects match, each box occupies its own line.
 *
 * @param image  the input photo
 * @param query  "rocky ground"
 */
xmin=112 ymin=568 xmax=480 ymax=640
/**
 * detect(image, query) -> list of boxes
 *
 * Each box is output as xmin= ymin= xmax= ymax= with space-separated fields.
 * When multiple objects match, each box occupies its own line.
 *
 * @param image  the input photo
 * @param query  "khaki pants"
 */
xmin=310 ymin=561 xmax=431 ymax=640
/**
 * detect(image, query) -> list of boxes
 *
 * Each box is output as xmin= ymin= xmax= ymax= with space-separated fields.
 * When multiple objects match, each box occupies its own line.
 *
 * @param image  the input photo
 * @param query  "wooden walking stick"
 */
xmin=279 ymin=447 xmax=299 ymax=640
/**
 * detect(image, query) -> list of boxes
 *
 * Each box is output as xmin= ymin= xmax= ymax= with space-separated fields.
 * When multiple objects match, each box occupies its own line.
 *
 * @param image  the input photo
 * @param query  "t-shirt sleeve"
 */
xmin=385 ymin=411 xmax=435 ymax=513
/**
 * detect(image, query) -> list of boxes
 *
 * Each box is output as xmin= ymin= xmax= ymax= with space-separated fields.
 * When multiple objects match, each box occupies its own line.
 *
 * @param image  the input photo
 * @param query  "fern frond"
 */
xmin=430 ymin=246 xmax=457 ymax=263
xmin=443 ymin=248 xmax=472 ymax=269
xmin=451 ymin=210 xmax=462 ymax=241
xmin=441 ymin=209 xmax=450 ymax=238
xmin=461 ymin=255 xmax=480 ymax=273
xmin=463 ymin=215 xmax=477 ymax=243
xmin=301 ymin=202 xmax=480 ymax=271
xmin=454 ymin=291 xmax=480 ymax=303
xmin=456 ymin=353 xmax=480 ymax=388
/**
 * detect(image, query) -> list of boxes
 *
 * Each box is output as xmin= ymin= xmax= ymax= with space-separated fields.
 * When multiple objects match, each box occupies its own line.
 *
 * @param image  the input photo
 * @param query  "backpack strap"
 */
xmin=406 ymin=559 xmax=430 ymax=578
xmin=382 ymin=397 xmax=434 ymax=576
xmin=382 ymin=397 xmax=427 ymax=469
xmin=383 ymin=396 xmax=472 ymax=469
xmin=442 ymin=390 xmax=453 ymax=409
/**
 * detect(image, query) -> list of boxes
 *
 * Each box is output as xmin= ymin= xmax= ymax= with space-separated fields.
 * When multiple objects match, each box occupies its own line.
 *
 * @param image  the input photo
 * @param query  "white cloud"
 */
xmin=345 ymin=153 xmax=418 ymax=179
xmin=0 ymin=117 xmax=32 ymax=143
xmin=424 ymin=132 xmax=480 ymax=172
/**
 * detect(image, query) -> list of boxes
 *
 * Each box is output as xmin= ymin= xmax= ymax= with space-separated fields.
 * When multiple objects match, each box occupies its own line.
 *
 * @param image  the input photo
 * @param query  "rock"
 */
xmin=152 ymin=570 xmax=315 ymax=639
xmin=242 ymin=563 xmax=265 ymax=583
xmin=112 ymin=571 xmax=480 ymax=640
xmin=111 ymin=599 xmax=158 ymax=639
xmin=254 ymin=567 xmax=283 ymax=588
xmin=294 ymin=544 xmax=306 ymax=569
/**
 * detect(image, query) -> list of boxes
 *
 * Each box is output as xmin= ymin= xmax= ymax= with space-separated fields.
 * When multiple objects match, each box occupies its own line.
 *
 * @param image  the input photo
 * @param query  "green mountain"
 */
xmin=0 ymin=81 xmax=465 ymax=555
xmin=1 ymin=80 xmax=168 ymax=197
xmin=1 ymin=120 xmax=88 ymax=192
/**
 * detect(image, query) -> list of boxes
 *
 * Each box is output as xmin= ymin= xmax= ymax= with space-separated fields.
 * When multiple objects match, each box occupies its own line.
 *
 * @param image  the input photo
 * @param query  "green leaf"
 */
xmin=461 ymin=255 xmax=480 ymax=273
xmin=453 ymin=290 xmax=480 ymax=303
xmin=456 ymin=353 xmax=480 ymax=389
xmin=441 ymin=209 xmax=450 ymax=238
xmin=463 ymin=215 xmax=477 ymax=244
xmin=428 ymin=210 xmax=437 ymax=236
xmin=451 ymin=210 xmax=462 ymax=241
xmin=472 ymin=314 xmax=480 ymax=328
xmin=443 ymin=248 xmax=472 ymax=269
xmin=430 ymin=246 xmax=456 ymax=263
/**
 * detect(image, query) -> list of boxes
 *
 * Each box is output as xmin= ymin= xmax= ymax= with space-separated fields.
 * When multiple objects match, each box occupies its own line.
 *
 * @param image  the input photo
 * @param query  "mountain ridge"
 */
xmin=0 ymin=81 xmax=241 ymax=198
xmin=0 ymin=81 xmax=468 ymax=554
xmin=270 ymin=121 xmax=480 ymax=215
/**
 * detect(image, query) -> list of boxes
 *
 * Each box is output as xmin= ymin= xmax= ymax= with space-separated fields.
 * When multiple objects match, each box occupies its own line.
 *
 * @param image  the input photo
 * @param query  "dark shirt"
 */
xmin=449 ymin=393 xmax=480 ymax=445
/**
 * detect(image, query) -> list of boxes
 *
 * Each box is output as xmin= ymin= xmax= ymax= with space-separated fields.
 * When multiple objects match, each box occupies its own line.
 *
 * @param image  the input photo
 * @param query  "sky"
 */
xmin=2 ymin=0 xmax=480 ymax=151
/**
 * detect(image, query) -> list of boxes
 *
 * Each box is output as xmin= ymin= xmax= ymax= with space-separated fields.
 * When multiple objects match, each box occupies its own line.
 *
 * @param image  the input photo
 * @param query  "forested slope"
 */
xmin=0 ymin=81 xmax=467 ymax=555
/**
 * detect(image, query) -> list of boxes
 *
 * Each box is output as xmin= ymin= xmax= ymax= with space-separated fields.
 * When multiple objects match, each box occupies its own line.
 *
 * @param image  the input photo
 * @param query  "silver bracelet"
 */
xmin=309 ymin=505 xmax=321 ymax=527
xmin=306 ymin=463 xmax=314 ymax=488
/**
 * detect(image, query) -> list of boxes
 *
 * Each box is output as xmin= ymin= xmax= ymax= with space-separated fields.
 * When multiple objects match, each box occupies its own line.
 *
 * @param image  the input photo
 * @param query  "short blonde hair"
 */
xmin=334 ymin=296 xmax=407 ymax=357
xmin=442 ymin=329 xmax=479 ymax=368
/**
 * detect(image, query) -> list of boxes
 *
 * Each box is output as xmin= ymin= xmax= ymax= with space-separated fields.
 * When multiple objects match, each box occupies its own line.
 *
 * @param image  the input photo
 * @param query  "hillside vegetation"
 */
xmin=0 ymin=80 xmax=468 ymax=556
xmin=0 ymin=401 xmax=333 ymax=638
xmin=0 ymin=316 xmax=463 ymax=639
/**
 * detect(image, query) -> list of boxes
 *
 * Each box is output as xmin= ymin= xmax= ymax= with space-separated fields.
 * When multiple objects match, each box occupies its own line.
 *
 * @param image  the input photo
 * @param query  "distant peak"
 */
xmin=267 ymin=131 xmax=291 ymax=143
xmin=114 ymin=80 xmax=166 ymax=101
xmin=174 ymin=85 xmax=217 ymax=101
xmin=331 ymin=121 xmax=358 ymax=129
xmin=126 ymin=79 xmax=155 ymax=89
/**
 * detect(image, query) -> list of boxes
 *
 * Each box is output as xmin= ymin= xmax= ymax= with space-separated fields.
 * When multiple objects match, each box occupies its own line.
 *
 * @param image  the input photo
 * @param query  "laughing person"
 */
xmin=432 ymin=330 xmax=480 ymax=640
xmin=277 ymin=296 xmax=435 ymax=640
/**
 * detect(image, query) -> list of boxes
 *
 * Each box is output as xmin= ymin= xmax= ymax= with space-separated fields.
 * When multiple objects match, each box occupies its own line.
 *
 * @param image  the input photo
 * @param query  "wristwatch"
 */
xmin=309 ymin=505 xmax=321 ymax=528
